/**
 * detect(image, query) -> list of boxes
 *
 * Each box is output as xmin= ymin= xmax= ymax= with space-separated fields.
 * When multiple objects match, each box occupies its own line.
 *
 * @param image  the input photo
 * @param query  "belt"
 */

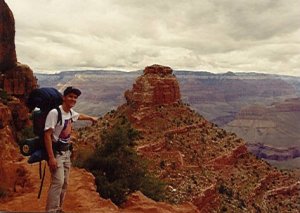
xmin=53 ymin=142 xmax=71 ymax=152
xmin=57 ymin=144 xmax=70 ymax=151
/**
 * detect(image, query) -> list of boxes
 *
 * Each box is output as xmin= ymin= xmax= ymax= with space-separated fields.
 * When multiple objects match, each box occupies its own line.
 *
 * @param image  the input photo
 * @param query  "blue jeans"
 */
xmin=46 ymin=150 xmax=71 ymax=213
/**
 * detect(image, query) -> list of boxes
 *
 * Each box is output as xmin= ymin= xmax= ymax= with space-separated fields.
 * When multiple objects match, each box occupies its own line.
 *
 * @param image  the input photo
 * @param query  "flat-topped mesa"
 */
xmin=0 ymin=0 xmax=17 ymax=72
xmin=144 ymin=64 xmax=173 ymax=76
xmin=125 ymin=64 xmax=181 ymax=108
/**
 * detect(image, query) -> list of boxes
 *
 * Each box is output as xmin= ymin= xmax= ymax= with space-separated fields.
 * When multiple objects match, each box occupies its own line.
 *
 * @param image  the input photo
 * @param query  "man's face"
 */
xmin=63 ymin=92 xmax=78 ymax=108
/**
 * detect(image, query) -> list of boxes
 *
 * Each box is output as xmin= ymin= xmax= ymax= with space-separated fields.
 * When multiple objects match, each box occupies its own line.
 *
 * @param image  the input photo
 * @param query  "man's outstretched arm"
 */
xmin=78 ymin=114 xmax=98 ymax=124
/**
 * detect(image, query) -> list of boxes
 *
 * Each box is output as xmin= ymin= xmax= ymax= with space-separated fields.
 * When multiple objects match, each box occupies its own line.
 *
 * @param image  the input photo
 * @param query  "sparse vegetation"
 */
xmin=0 ymin=89 xmax=9 ymax=103
xmin=218 ymin=183 xmax=233 ymax=198
xmin=80 ymin=118 xmax=165 ymax=205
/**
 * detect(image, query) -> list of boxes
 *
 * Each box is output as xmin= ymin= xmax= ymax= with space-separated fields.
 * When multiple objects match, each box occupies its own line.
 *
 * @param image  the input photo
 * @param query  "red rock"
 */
xmin=0 ymin=0 xmax=17 ymax=72
xmin=192 ymin=184 xmax=220 ymax=212
xmin=122 ymin=191 xmax=199 ymax=213
xmin=0 ymin=102 xmax=12 ymax=127
xmin=144 ymin=64 xmax=173 ymax=76
xmin=209 ymin=144 xmax=248 ymax=169
xmin=1 ymin=63 xmax=38 ymax=99
xmin=125 ymin=64 xmax=181 ymax=108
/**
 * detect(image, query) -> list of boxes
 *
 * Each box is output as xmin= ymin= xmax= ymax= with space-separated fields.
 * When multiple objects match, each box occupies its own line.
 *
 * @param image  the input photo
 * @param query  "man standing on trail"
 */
xmin=44 ymin=86 xmax=97 ymax=213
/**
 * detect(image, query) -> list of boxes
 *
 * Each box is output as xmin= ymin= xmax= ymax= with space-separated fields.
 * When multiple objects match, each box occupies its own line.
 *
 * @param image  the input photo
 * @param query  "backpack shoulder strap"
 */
xmin=55 ymin=107 xmax=74 ymax=124
xmin=70 ymin=110 xmax=73 ymax=122
xmin=55 ymin=107 xmax=62 ymax=125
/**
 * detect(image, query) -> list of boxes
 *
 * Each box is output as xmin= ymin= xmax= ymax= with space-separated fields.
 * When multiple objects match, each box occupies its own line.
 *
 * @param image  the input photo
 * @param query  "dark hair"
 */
xmin=63 ymin=86 xmax=81 ymax=96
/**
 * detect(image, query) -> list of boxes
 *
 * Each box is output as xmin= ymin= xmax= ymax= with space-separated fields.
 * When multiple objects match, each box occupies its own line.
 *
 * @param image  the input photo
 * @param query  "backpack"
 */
xmin=20 ymin=87 xmax=63 ymax=163
xmin=19 ymin=87 xmax=63 ymax=198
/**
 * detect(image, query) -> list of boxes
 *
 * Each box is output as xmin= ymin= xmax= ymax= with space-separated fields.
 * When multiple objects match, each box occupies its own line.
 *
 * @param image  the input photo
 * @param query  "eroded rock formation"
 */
xmin=0 ymin=0 xmax=37 ymax=131
xmin=0 ymin=0 xmax=37 ymax=201
xmin=125 ymin=64 xmax=181 ymax=108
xmin=0 ymin=0 xmax=17 ymax=72
xmin=0 ymin=63 xmax=37 ymax=99
xmin=75 ymin=65 xmax=300 ymax=212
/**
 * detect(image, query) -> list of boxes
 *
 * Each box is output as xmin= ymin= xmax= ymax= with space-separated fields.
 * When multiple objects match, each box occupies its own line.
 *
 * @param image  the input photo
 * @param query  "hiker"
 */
xmin=44 ymin=86 xmax=97 ymax=213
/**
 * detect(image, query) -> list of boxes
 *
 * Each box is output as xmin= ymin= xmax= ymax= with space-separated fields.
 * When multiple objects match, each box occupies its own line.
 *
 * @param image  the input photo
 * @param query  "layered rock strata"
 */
xmin=76 ymin=65 xmax=300 ymax=212
xmin=125 ymin=64 xmax=181 ymax=108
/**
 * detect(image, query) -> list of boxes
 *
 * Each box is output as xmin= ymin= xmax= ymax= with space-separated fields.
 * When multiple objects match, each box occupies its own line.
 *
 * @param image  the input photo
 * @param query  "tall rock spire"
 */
xmin=0 ymin=0 xmax=17 ymax=72
xmin=125 ymin=64 xmax=181 ymax=108
xmin=0 ymin=0 xmax=37 ymax=100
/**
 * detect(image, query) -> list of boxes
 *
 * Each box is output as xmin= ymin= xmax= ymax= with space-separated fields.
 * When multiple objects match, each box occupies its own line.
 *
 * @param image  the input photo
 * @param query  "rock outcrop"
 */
xmin=0 ymin=0 xmax=37 ymax=100
xmin=0 ymin=0 xmax=37 ymax=202
xmin=0 ymin=102 xmax=11 ymax=128
xmin=0 ymin=0 xmax=17 ymax=72
xmin=123 ymin=191 xmax=199 ymax=213
xmin=0 ymin=63 xmax=37 ymax=100
xmin=125 ymin=64 xmax=181 ymax=108
xmin=0 ymin=0 xmax=37 ymax=131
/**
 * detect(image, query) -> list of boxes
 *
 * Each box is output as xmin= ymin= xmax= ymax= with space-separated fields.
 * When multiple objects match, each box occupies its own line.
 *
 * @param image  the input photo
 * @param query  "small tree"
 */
xmin=0 ymin=89 xmax=8 ymax=101
xmin=83 ymin=118 xmax=165 ymax=205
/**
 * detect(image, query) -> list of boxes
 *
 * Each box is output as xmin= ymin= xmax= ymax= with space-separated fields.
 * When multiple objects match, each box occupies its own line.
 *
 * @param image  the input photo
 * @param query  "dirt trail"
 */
xmin=0 ymin=160 xmax=118 ymax=212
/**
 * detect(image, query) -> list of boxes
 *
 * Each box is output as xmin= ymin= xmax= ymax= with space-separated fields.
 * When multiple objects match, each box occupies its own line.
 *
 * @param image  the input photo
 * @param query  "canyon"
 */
xmin=35 ymin=70 xmax=300 ymax=169
xmin=0 ymin=1 xmax=198 ymax=212
xmin=1 ymin=0 xmax=299 ymax=211
xmin=73 ymin=65 xmax=300 ymax=212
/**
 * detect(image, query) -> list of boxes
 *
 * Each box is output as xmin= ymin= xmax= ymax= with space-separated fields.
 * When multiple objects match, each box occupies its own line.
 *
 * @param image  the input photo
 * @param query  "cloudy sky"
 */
xmin=5 ymin=0 xmax=300 ymax=76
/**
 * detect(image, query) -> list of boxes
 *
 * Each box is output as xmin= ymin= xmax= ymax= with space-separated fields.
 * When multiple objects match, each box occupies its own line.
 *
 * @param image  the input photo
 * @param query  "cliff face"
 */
xmin=0 ymin=0 xmax=37 ymax=100
xmin=0 ymin=0 xmax=17 ymax=72
xmin=125 ymin=65 xmax=181 ymax=108
xmin=224 ymin=98 xmax=300 ymax=168
xmin=0 ymin=63 xmax=38 ymax=100
xmin=0 ymin=0 xmax=37 ymax=199
xmin=76 ymin=65 xmax=300 ymax=212
xmin=0 ymin=0 xmax=37 ymax=130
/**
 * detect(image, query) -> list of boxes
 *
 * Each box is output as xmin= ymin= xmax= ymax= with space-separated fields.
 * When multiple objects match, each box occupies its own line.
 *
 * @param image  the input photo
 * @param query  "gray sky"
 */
xmin=5 ymin=0 xmax=300 ymax=76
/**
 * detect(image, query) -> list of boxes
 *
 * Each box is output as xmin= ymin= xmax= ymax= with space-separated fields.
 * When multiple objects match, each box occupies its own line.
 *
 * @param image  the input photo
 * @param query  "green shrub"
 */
xmin=0 ymin=89 xmax=8 ymax=101
xmin=82 ymin=118 xmax=165 ymax=205
xmin=218 ymin=183 xmax=233 ymax=198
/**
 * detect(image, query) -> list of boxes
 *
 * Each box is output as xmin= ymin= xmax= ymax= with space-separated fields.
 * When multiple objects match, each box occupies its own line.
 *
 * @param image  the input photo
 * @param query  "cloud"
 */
xmin=5 ymin=0 xmax=300 ymax=76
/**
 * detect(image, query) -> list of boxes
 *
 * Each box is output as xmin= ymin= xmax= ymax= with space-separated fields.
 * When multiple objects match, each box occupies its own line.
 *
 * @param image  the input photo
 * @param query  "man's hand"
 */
xmin=90 ymin=116 xmax=98 ymax=125
xmin=48 ymin=157 xmax=58 ymax=172
xmin=78 ymin=114 xmax=98 ymax=125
